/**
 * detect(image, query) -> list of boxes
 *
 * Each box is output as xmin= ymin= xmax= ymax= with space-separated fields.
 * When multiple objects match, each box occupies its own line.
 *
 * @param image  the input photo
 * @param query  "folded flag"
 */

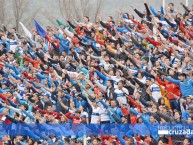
xmin=19 ymin=22 xmax=32 ymax=38
xmin=34 ymin=20 xmax=46 ymax=38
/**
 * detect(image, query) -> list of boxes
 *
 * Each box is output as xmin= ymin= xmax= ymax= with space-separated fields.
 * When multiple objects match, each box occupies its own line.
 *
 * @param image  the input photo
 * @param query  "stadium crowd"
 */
xmin=0 ymin=1 xmax=193 ymax=145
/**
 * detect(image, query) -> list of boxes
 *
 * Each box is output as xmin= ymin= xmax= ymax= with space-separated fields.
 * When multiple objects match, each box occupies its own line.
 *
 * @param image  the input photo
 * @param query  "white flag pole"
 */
xmin=163 ymin=0 xmax=165 ymax=8
xmin=185 ymin=0 xmax=188 ymax=6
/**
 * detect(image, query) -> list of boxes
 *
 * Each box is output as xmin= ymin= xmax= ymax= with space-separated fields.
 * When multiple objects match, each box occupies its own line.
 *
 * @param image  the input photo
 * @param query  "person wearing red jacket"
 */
xmin=127 ymin=97 xmax=142 ymax=113
xmin=35 ymin=105 xmax=61 ymax=119
xmin=65 ymin=110 xmax=85 ymax=124
xmin=155 ymin=77 xmax=181 ymax=111
xmin=146 ymin=37 xmax=161 ymax=47
xmin=23 ymin=57 xmax=39 ymax=69
xmin=0 ymin=92 xmax=17 ymax=104
xmin=179 ymin=20 xmax=193 ymax=39
xmin=0 ymin=94 xmax=8 ymax=103
xmin=121 ymin=104 xmax=137 ymax=124
xmin=22 ymin=71 xmax=34 ymax=80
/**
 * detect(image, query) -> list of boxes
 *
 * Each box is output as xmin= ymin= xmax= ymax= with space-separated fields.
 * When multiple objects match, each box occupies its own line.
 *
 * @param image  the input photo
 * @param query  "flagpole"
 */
xmin=162 ymin=0 xmax=165 ymax=8
xmin=83 ymin=125 xmax=86 ymax=145
xmin=185 ymin=0 xmax=188 ymax=6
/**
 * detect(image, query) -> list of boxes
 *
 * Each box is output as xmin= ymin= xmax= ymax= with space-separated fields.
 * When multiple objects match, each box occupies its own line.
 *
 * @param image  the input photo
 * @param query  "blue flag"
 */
xmin=34 ymin=20 xmax=46 ymax=38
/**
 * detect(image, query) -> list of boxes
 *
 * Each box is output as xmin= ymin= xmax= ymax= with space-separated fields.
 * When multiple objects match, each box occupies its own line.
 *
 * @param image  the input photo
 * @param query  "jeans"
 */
xmin=169 ymin=99 xmax=180 ymax=111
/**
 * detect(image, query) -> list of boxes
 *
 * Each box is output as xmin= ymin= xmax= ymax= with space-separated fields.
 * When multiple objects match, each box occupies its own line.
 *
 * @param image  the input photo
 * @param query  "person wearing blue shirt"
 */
xmin=133 ymin=117 xmax=149 ymax=136
xmin=140 ymin=114 xmax=159 ymax=141
xmin=0 ymin=40 xmax=10 ymax=52
xmin=166 ymin=73 xmax=193 ymax=98
xmin=99 ymin=100 xmax=122 ymax=123
xmin=54 ymin=34 xmax=70 ymax=54
xmin=117 ymin=131 xmax=137 ymax=145
xmin=182 ymin=105 xmax=193 ymax=120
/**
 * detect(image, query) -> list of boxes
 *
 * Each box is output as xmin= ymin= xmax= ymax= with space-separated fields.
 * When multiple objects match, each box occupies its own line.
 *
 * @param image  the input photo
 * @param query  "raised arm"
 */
xmin=95 ymin=70 xmax=109 ymax=83
xmin=111 ymin=58 xmax=127 ymax=69
xmin=6 ymin=105 xmax=22 ymax=114
xmin=155 ymin=77 xmax=166 ymax=86
xmin=85 ymin=93 xmax=93 ymax=107
xmin=166 ymin=77 xmax=180 ymax=85
xmin=22 ymin=110 xmax=35 ymax=121
xmin=156 ymin=111 xmax=174 ymax=122
xmin=58 ymin=96 xmax=69 ymax=110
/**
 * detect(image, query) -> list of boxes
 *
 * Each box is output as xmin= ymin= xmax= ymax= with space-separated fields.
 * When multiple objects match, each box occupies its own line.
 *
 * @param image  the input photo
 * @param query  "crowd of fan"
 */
xmin=0 ymin=1 xmax=193 ymax=145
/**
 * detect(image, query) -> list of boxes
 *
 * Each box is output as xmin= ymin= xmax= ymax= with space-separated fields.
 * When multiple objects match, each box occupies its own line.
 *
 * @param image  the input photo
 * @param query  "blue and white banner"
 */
xmin=0 ymin=123 xmax=193 ymax=137
xmin=158 ymin=124 xmax=193 ymax=135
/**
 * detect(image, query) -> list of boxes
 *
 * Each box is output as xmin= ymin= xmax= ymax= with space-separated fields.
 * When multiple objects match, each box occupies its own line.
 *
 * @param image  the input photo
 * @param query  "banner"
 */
xmin=0 ymin=123 xmax=192 ymax=137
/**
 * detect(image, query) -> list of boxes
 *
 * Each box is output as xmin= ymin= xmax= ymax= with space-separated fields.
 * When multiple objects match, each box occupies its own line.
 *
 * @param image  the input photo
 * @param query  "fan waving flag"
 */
xmin=34 ymin=20 xmax=46 ymax=38
xmin=19 ymin=22 xmax=32 ymax=38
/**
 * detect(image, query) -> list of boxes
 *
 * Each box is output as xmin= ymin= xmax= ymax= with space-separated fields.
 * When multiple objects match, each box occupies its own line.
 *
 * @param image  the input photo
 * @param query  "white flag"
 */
xmin=19 ymin=22 xmax=32 ymax=38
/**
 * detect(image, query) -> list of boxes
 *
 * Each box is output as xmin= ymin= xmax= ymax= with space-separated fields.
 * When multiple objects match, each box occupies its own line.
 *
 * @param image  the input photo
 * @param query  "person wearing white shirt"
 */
xmin=85 ymin=94 xmax=101 ymax=124
xmin=136 ymin=72 xmax=146 ymax=84
xmin=90 ymin=103 xmax=101 ymax=124
xmin=99 ymin=106 xmax=110 ymax=123
xmin=150 ymin=83 xmax=161 ymax=102
xmin=114 ymin=80 xmax=129 ymax=105
xmin=79 ymin=106 xmax=89 ymax=124
xmin=146 ymin=78 xmax=161 ymax=102
xmin=102 ymin=69 xmax=123 ymax=85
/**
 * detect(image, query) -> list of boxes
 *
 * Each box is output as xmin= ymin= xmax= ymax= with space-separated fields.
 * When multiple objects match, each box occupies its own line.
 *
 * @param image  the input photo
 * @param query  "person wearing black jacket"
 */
xmin=129 ymin=74 xmax=150 ymax=101
xmin=31 ymin=93 xmax=43 ymax=110
xmin=0 ymin=43 xmax=7 ymax=56
xmin=98 ymin=15 xmax=116 ymax=36
xmin=106 ymin=80 xmax=115 ymax=100
xmin=131 ymin=3 xmax=152 ymax=22
xmin=157 ymin=110 xmax=187 ymax=124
